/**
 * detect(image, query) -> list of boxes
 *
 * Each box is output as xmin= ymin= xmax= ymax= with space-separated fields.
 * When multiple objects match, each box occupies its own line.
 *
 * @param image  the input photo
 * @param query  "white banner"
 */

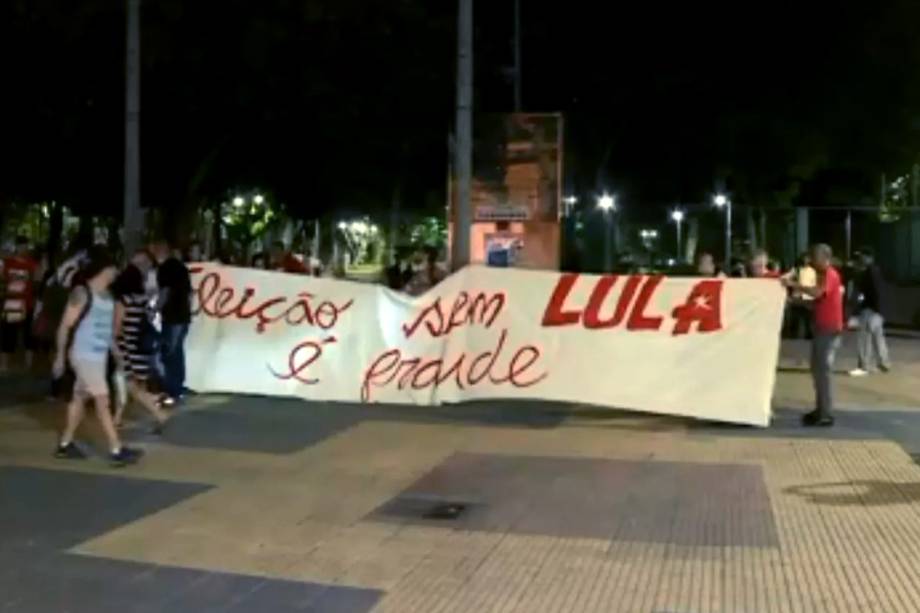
xmin=186 ymin=265 xmax=785 ymax=426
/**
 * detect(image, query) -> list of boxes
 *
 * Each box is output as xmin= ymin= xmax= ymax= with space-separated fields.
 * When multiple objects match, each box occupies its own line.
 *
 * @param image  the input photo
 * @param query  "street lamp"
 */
xmin=670 ymin=209 xmax=685 ymax=263
xmin=596 ymin=193 xmax=616 ymax=271
xmin=232 ymin=196 xmax=245 ymax=207
xmin=563 ymin=195 xmax=578 ymax=216
xmin=597 ymin=193 xmax=615 ymax=212
xmin=713 ymin=193 xmax=732 ymax=267
xmin=253 ymin=194 xmax=265 ymax=205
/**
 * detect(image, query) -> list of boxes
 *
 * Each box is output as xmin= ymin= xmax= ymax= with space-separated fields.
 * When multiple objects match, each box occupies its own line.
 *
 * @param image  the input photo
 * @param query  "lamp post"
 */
xmin=563 ymin=195 xmax=578 ymax=217
xmin=597 ymin=193 xmax=616 ymax=271
xmin=713 ymin=194 xmax=732 ymax=267
xmin=670 ymin=209 xmax=685 ymax=263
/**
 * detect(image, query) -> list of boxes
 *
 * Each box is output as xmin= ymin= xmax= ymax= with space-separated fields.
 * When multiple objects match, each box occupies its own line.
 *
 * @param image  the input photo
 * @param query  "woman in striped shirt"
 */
xmin=112 ymin=250 xmax=169 ymax=432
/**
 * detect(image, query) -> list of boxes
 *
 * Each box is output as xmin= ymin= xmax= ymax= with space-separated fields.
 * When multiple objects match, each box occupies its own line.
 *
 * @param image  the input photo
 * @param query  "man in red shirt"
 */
xmin=1 ymin=236 xmax=39 ymax=372
xmin=783 ymin=243 xmax=843 ymax=426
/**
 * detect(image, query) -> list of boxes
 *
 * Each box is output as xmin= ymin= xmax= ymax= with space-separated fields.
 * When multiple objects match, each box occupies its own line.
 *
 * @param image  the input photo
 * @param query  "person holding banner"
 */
xmin=111 ymin=249 xmax=170 ymax=433
xmin=404 ymin=246 xmax=446 ymax=296
xmin=782 ymin=244 xmax=844 ymax=427
xmin=151 ymin=239 xmax=192 ymax=407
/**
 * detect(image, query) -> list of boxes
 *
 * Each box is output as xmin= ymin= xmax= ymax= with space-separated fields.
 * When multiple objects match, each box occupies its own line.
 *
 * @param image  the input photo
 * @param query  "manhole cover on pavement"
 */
xmin=423 ymin=502 xmax=468 ymax=520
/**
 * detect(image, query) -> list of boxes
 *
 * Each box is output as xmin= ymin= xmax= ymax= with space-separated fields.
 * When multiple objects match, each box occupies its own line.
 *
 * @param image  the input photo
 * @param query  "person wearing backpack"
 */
xmin=52 ymin=247 xmax=143 ymax=467
xmin=111 ymin=249 xmax=170 ymax=432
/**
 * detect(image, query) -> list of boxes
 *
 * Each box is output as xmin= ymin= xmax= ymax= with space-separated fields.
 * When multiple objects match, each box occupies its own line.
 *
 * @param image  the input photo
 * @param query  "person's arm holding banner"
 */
xmin=782 ymin=274 xmax=825 ymax=299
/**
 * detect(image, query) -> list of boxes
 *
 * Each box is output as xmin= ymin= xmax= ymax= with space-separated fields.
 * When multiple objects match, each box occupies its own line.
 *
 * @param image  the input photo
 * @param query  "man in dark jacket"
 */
xmin=151 ymin=239 xmax=192 ymax=405
xmin=849 ymin=249 xmax=891 ymax=376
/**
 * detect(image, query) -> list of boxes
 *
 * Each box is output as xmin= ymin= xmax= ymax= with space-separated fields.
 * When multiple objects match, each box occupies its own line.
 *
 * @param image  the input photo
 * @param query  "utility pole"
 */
xmin=451 ymin=0 xmax=473 ymax=270
xmin=123 ymin=0 xmax=143 ymax=254
xmin=513 ymin=0 xmax=522 ymax=111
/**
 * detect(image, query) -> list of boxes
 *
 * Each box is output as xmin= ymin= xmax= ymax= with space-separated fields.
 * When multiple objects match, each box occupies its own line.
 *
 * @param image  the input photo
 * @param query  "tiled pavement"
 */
xmin=2 ymin=338 xmax=920 ymax=612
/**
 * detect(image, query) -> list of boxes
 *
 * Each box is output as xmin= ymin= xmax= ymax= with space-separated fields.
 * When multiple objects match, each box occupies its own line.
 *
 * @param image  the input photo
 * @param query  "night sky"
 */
xmin=2 ymin=0 xmax=919 ymax=223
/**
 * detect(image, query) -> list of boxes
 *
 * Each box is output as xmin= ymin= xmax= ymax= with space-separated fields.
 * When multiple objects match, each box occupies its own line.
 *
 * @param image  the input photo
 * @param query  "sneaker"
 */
xmin=849 ymin=368 xmax=870 ymax=377
xmin=54 ymin=442 xmax=87 ymax=460
xmin=802 ymin=410 xmax=834 ymax=427
xmin=110 ymin=446 xmax=144 ymax=467
xmin=158 ymin=395 xmax=176 ymax=408
xmin=880 ymin=363 xmax=892 ymax=373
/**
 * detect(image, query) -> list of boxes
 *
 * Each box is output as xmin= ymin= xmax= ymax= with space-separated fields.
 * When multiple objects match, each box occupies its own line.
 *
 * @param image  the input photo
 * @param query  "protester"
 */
xmin=151 ymin=239 xmax=192 ymax=407
xmin=729 ymin=258 xmax=747 ymax=277
xmin=695 ymin=252 xmax=724 ymax=277
xmin=250 ymin=251 xmax=269 ymax=269
xmin=212 ymin=250 xmax=233 ymax=265
xmin=849 ymin=249 xmax=891 ymax=377
xmin=305 ymin=249 xmax=323 ymax=277
xmin=1 ymin=236 xmax=39 ymax=372
xmin=785 ymin=252 xmax=816 ymax=339
xmin=53 ymin=246 xmax=143 ymax=466
xmin=404 ymin=245 xmax=447 ymax=296
xmin=186 ymin=241 xmax=203 ymax=263
xmin=111 ymin=249 xmax=170 ymax=431
xmin=782 ymin=243 xmax=844 ymax=427
xmin=269 ymin=241 xmax=309 ymax=274
xmin=29 ymin=247 xmax=55 ymax=359
xmin=383 ymin=246 xmax=414 ymax=290
xmin=748 ymin=249 xmax=780 ymax=278
xmin=53 ymin=240 xmax=92 ymax=289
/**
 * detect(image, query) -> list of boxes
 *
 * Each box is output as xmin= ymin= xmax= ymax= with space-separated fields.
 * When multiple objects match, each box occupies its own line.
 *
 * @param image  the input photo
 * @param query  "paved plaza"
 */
xmin=3 ymin=337 xmax=920 ymax=612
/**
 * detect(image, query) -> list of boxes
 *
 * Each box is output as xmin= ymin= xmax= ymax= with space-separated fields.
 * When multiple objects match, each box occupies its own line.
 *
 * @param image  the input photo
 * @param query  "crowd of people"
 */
xmin=0 ymin=231 xmax=891 ymax=466
xmin=0 ymin=234 xmax=448 ymax=467
xmin=695 ymin=243 xmax=892 ymax=427
xmin=1 ymin=236 xmax=193 ymax=466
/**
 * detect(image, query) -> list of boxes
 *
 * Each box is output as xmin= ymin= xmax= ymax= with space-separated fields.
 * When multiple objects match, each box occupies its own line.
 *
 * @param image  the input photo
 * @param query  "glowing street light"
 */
xmin=596 ymin=193 xmax=616 ymax=212
xmin=712 ymin=193 xmax=733 ymax=266
xmin=232 ymin=196 xmax=245 ymax=207
xmin=596 ymin=193 xmax=616 ymax=271
xmin=253 ymin=194 xmax=265 ymax=205
xmin=670 ymin=209 xmax=685 ymax=263
xmin=562 ymin=195 xmax=578 ymax=217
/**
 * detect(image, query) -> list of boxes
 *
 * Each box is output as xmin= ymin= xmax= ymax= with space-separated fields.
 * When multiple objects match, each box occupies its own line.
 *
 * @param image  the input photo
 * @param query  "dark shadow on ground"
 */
xmin=0 ymin=372 xmax=48 ymax=410
xmin=688 ymin=407 xmax=920 ymax=457
xmin=784 ymin=480 xmax=920 ymax=506
xmin=102 ymin=395 xmax=571 ymax=455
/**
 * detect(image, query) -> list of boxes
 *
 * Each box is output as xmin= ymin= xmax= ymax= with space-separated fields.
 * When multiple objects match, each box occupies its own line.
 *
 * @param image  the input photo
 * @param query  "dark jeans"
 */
xmin=159 ymin=323 xmax=188 ymax=398
xmin=785 ymin=302 xmax=813 ymax=339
